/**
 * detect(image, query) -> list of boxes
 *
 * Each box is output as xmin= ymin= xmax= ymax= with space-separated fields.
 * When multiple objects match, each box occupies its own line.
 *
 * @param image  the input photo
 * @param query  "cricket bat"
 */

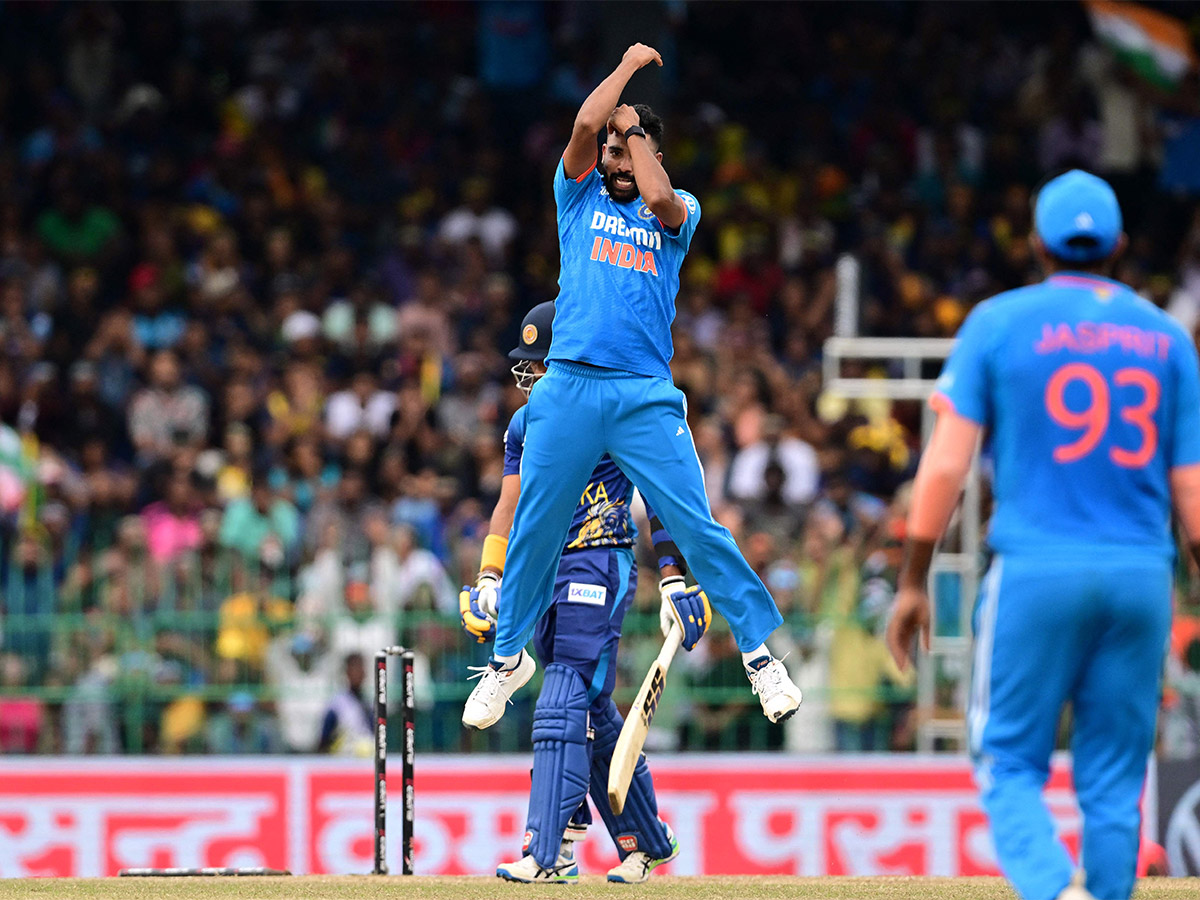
xmin=608 ymin=623 xmax=683 ymax=815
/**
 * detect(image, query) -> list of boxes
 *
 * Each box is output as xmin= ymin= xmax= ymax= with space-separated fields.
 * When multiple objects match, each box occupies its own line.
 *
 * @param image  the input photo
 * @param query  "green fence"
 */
xmin=0 ymin=547 xmax=920 ymax=755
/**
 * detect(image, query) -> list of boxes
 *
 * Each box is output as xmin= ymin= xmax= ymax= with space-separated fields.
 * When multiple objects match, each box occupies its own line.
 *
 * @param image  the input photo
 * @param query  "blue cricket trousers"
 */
xmin=495 ymin=360 xmax=783 ymax=657
xmin=533 ymin=545 xmax=636 ymax=706
xmin=969 ymin=554 xmax=1170 ymax=900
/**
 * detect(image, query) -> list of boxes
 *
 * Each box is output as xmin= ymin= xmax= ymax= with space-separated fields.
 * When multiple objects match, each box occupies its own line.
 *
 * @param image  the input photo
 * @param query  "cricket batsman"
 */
xmin=460 ymin=301 xmax=711 ymax=883
xmin=888 ymin=169 xmax=1200 ymax=900
xmin=462 ymin=42 xmax=801 ymax=738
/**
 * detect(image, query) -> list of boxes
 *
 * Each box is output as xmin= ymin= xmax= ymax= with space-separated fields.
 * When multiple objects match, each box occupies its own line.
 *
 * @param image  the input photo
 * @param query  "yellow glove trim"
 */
xmin=480 ymin=533 xmax=508 ymax=574
xmin=459 ymin=588 xmax=493 ymax=644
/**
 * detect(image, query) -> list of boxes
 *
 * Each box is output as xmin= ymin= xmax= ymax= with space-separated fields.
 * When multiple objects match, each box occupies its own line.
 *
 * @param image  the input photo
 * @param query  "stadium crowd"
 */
xmin=0 ymin=2 xmax=1197 ymax=758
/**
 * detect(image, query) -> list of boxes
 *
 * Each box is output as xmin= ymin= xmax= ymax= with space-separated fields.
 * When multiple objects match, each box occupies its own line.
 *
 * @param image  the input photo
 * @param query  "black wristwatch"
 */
xmin=623 ymin=125 xmax=647 ymax=141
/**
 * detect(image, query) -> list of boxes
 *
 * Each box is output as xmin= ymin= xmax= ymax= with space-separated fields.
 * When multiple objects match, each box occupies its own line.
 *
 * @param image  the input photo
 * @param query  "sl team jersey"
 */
xmin=505 ymin=405 xmax=637 ymax=550
xmin=548 ymin=157 xmax=700 ymax=379
xmin=934 ymin=273 xmax=1200 ymax=559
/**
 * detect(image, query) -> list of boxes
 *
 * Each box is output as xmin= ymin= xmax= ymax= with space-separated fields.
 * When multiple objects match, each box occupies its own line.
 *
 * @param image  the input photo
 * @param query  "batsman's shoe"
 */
xmin=496 ymin=852 xmax=579 ymax=884
xmin=606 ymin=823 xmax=679 ymax=884
xmin=746 ymin=655 xmax=802 ymax=723
xmin=462 ymin=651 xmax=536 ymax=730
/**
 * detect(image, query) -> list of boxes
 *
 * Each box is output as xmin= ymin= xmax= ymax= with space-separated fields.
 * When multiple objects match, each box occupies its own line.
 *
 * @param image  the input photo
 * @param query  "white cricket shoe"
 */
xmin=496 ymin=851 xmax=579 ymax=884
xmin=462 ymin=651 xmax=536 ymax=730
xmin=606 ymin=823 xmax=679 ymax=884
xmin=1056 ymin=871 xmax=1097 ymax=900
xmin=746 ymin=655 xmax=803 ymax=723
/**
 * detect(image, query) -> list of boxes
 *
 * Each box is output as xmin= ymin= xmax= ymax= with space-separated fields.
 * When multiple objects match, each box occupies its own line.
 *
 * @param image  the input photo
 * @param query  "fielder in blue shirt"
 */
xmin=459 ymin=302 xmax=709 ymax=884
xmin=888 ymin=169 xmax=1200 ymax=900
xmin=462 ymin=41 xmax=802 ymax=737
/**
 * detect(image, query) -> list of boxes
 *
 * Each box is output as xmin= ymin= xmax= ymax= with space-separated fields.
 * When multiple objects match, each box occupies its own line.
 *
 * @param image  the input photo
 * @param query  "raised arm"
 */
xmin=563 ymin=43 xmax=662 ymax=180
xmin=609 ymin=104 xmax=686 ymax=229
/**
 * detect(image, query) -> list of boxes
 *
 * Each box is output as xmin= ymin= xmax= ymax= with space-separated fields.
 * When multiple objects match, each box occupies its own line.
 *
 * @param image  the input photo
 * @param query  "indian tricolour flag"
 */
xmin=1085 ymin=0 xmax=1198 ymax=89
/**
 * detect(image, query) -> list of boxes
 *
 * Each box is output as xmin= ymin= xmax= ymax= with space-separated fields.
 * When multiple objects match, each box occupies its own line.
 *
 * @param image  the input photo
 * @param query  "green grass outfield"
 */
xmin=9 ymin=876 xmax=1200 ymax=900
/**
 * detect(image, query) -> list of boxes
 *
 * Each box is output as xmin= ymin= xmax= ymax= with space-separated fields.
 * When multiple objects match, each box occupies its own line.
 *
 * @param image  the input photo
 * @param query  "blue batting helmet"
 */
xmin=509 ymin=301 xmax=555 ymax=362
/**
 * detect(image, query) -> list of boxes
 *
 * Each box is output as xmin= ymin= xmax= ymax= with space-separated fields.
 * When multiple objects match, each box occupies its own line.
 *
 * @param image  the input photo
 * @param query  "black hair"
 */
xmin=633 ymin=104 xmax=664 ymax=149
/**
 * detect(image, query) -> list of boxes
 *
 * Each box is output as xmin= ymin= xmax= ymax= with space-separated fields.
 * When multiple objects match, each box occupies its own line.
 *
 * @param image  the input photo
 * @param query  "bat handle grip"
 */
xmin=659 ymin=623 xmax=684 ymax=664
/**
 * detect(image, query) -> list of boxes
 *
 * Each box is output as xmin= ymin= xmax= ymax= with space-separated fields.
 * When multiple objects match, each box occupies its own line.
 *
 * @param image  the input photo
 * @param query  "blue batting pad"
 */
xmin=589 ymin=697 xmax=673 ymax=860
xmin=526 ymin=664 xmax=591 ymax=868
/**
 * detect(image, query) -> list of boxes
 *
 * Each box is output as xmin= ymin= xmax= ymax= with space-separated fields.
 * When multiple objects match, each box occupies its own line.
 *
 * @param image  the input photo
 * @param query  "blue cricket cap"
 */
xmin=1034 ymin=169 xmax=1122 ymax=263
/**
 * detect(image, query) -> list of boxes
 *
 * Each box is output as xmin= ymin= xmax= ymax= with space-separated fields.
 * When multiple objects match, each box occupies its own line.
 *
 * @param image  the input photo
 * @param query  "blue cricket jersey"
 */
xmin=504 ymin=405 xmax=638 ymax=550
xmin=934 ymin=273 xmax=1200 ymax=559
xmin=547 ymin=157 xmax=700 ymax=379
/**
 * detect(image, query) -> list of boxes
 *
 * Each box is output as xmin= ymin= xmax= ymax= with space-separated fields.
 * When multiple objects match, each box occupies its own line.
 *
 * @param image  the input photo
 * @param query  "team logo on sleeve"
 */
xmin=637 ymin=204 xmax=656 ymax=221
xmin=683 ymin=194 xmax=697 ymax=214
xmin=522 ymin=324 xmax=538 ymax=345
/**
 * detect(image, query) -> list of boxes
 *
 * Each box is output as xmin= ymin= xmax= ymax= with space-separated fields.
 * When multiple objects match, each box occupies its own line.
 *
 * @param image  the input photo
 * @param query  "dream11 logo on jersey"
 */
xmin=587 ymin=211 xmax=660 ymax=276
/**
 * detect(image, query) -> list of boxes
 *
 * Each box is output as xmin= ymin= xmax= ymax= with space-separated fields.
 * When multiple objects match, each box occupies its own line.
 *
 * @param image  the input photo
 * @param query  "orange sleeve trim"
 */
xmin=564 ymin=156 xmax=597 ymax=183
xmin=930 ymin=391 xmax=987 ymax=427
xmin=929 ymin=391 xmax=955 ymax=414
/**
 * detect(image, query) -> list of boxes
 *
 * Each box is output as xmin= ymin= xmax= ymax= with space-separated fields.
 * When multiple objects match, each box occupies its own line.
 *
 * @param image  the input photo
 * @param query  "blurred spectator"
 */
xmin=372 ymin=523 xmax=457 ymax=617
xmin=1038 ymin=90 xmax=1104 ymax=172
xmin=130 ymin=263 xmax=186 ymax=351
xmin=317 ymin=652 xmax=373 ymax=755
xmin=391 ymin=469 xmax=450 ymax=561
xmin=438 ymin=178 xmax=517 ymax=266
xmin=142 ymin=471 xmax=203 ymax=563
xmin=270 ymin=436 xmax=339 ymax=516
xmin=305 ymin=469 xmax=384 ymax=566
xmin=219 ymin=472 xmax=300 ymax=567
xmin=127 ymin=349 xmax=209 ymax=463
xmin=61 ymin=647 xmax=120 ymax=754
xmin=323 ymin=278 xmax=398 ymax=352
xmin=0 ymin=654 xmax=44 ymax=753
xmin=396 ymin=270 xmax=454 ymax=359
xmin=265 ymin=629 xmax=337 ymax=753
xmin=330 ymin=565 xmax=396 ymax=663
xmin=829 ymin=537 xmax=915 ymax=751
xmin=728 ymin=414 xmax=820 ymax=507
xmin=214 ymin=564 xmax=291 ymax=678
xmin=325 ymin=371 xmax=395 ymax=442
xmin=56 ymin=361 xmax=128 ymax=457
xmin=35 ymin=180 xmax=119 ymax=269
xmin=205 ymin=691 xmax=284 ymax=754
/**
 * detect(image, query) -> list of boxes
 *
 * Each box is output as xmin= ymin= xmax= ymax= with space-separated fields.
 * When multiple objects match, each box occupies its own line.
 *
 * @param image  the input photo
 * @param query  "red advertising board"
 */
xmin=0 ymin=756 xmax=1083 ymax=877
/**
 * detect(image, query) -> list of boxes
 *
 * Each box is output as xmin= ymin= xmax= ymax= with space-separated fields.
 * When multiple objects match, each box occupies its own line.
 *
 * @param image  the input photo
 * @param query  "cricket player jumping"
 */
xmin=888 ymin=169 xmax=1200 ymax=900
xmin=463 ymin=42 xmax=801 ymax=737
xmin=460 ymin=301 xmax=710 ymax=883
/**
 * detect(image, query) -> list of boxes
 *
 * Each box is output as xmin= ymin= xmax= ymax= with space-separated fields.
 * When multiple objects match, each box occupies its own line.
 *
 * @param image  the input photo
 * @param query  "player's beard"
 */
xmin=603 ymin=168 xmax=639 ymax=203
